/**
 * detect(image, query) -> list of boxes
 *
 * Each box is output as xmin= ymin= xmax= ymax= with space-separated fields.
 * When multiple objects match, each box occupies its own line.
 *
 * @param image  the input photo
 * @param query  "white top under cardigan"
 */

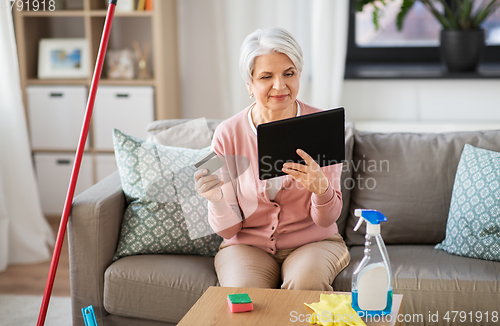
xmin=247 ymin=101 xmax=301 ymax=201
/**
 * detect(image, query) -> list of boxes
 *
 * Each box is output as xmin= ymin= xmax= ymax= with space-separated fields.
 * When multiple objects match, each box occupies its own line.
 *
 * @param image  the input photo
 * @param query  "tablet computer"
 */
xmin=257 ymin=107 xmax=345 ymax=180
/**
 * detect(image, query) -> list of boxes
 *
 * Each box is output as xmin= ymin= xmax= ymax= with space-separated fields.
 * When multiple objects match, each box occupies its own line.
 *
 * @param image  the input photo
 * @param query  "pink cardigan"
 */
xmin=208 ymin=100 xmax=343 ymax=254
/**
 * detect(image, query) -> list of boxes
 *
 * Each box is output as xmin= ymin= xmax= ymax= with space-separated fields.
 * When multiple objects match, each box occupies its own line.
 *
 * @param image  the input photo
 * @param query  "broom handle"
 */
xmin=36 ymin=1 xmax=117 ymax=325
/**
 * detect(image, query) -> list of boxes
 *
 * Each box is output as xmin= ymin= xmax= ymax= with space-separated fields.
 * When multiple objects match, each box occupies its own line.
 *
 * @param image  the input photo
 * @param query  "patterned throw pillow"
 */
xmin=112 ymin=129 xmax=222 ymax=261
xmin=435 ymin=144 xmax=500 ymax=261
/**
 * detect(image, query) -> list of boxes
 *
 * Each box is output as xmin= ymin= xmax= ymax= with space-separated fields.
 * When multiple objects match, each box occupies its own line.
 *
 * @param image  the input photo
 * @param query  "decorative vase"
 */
xmin=440 ymin=29 xmax=485 ymax=73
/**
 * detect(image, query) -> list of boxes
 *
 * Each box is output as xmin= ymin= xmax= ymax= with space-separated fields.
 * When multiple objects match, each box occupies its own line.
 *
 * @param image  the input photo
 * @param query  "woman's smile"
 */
xmin=270 ymin=94 xmax=288 ymax=100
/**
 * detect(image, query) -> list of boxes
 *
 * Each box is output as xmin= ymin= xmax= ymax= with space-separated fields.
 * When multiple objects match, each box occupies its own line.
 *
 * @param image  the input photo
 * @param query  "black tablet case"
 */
xmin=257 ymin=107 xmax=345 ymax=180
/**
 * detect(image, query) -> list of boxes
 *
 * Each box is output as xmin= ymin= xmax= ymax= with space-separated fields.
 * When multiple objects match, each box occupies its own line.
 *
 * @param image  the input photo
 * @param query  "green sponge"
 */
xmin=227 ymin=293 xmax=253 ymax=312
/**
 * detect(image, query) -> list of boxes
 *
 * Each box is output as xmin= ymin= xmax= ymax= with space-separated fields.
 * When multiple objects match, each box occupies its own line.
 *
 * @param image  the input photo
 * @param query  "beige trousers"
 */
xmin=214 ymin=233 xmax=350 ymax=291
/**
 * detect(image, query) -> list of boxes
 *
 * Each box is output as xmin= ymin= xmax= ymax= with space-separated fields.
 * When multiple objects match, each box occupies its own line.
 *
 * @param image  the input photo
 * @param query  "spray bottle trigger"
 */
xmin=353 ymin=217 xmax=364 ymax=232
xmin=354 ymin=209 xmax=365 ymax=232
xmin=353 ymin=209 xmax=364 ymax=232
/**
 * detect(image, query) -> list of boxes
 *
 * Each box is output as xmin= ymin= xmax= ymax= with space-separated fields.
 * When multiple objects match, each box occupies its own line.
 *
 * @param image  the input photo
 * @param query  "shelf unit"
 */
xmin=13 ymin=0 xmax=181 ymax=217
xmin=14 ymin=0 xmax=180 ymax=121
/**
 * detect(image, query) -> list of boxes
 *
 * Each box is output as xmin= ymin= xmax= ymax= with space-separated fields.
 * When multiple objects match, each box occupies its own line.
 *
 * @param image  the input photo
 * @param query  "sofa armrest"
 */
xmin=68 ymin=171 xmax=125 ymax=326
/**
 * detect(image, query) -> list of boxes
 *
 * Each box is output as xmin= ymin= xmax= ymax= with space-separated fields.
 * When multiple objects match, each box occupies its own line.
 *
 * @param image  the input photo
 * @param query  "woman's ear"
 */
xmin=246 ymin=83 xmax=252 ymax=95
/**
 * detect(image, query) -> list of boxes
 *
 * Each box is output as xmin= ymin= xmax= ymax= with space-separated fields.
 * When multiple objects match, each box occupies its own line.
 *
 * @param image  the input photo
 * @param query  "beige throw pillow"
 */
xmin=152 ymin=118 xmax=212 ymax=149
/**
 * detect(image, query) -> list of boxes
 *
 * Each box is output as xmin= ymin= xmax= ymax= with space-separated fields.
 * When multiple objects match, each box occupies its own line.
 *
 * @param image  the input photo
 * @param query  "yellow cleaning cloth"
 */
xmin=304 ymin=294 xmax=366 ymax=326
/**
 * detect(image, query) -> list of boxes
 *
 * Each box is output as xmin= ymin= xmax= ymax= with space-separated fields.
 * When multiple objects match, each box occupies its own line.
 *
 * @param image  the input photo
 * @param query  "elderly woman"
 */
xmin=194 ymin=27 xmax=349 ymax=291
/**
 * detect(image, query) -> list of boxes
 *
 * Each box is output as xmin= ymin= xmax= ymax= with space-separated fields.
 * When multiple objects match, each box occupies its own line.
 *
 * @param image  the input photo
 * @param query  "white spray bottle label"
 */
xmin=357 ymin=263 xmax=388 ymax=310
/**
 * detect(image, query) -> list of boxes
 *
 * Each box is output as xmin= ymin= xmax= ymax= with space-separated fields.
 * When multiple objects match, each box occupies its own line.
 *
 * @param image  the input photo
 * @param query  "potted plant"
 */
xmin=356 ymin=0 xmax=500 ymax=72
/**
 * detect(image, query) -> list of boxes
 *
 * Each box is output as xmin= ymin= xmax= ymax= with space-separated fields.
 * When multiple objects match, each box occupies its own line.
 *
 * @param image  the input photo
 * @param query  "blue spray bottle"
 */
xmin=351 ymin=209 xmax=393 ymax=317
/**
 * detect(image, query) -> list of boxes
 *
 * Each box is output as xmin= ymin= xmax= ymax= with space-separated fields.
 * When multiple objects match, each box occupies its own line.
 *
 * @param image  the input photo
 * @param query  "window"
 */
xmin=356 ymin=1 xmax=440 ymax=47
xmin=347 ymin=0 xmax=500 ymax=66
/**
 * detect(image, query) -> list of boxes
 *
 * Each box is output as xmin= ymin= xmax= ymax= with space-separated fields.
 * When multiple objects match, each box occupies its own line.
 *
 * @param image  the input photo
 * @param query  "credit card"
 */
xmin=194 ymin=151 xmax=225 ymax=175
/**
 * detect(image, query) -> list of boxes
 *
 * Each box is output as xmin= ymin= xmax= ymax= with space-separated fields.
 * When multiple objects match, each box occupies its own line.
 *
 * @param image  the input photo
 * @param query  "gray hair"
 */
xmin=239 ymin=27 xmax=303 ymax=85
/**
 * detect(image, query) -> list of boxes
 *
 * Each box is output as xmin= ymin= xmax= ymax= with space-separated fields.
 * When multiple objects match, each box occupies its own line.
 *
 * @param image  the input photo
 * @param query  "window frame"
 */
xmin=346 ymin=0 xmax=500 ymax=66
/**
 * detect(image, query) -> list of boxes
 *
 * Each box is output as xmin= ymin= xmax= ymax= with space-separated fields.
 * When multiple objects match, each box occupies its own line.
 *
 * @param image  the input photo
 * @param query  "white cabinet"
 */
xmin=27 ymin=86 xmax=88 ymax=150
xmin=34 ymin=153 xmax=93 ymax=216
xmin=93 ymin=86 xmax=155 ymax=150
xmin=95 ymin=154 xmax=118 ymax=183
xmin=28 ymin=85 xmax=154 ymax=215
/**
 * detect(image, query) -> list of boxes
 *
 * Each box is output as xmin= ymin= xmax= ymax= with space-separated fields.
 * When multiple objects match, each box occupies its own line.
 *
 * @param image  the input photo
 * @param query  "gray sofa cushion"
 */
xmin=345 ymin=129 xmax=500 ymax=245
xmin=334 ymin=245 xmax=500 ymax=326
xmin=146 ymin=119 xmax=223 ymax=141
xmin=103 ymin=255 xmax=218 ymax=324
xmin=148 ymin=118 xmax=213 ymax=149
xmin=337 ymin=125 xmax=355 ymax=237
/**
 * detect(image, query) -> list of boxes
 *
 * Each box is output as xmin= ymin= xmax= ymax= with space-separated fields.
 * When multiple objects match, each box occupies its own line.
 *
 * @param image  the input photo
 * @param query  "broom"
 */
xmin=36 ymin=1 xmax=118 ymax=325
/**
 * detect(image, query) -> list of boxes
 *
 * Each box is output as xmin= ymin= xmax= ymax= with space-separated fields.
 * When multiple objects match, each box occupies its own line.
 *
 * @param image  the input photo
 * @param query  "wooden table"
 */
xmin=178 ymin=286 xmax=404 ymax=326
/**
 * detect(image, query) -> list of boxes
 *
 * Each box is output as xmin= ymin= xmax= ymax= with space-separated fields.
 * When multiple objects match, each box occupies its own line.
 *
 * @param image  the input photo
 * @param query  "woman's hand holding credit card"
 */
xmin=193 ymin=151 xmax=225 ymax=203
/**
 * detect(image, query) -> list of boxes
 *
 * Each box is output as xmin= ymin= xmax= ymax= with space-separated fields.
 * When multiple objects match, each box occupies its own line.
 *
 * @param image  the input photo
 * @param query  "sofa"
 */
xmin=68 ymin=119 xmax=500 ymax=326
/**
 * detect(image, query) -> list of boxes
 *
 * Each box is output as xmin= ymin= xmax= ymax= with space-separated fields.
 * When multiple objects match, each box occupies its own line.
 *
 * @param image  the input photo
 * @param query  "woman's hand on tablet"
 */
xmin=282 ymin=149 xmax=329 ymax=195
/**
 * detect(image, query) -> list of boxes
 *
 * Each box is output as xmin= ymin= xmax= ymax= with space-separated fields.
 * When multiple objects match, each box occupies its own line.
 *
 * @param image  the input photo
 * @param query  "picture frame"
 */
xmin=38 ymin=38 xmax=89 ymax=79
xmin=106 ymin=49 xmax=136 ymax=79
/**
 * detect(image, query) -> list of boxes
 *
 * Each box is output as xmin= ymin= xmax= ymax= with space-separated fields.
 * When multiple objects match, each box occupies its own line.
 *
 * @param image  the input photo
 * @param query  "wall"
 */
xmin=341 ymin=80 xmax=500 ymax=128
xmin=181 ymin=76 xmax=500 ymax=124
xmin=176 ymin=0 xmax=235 ymax=120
